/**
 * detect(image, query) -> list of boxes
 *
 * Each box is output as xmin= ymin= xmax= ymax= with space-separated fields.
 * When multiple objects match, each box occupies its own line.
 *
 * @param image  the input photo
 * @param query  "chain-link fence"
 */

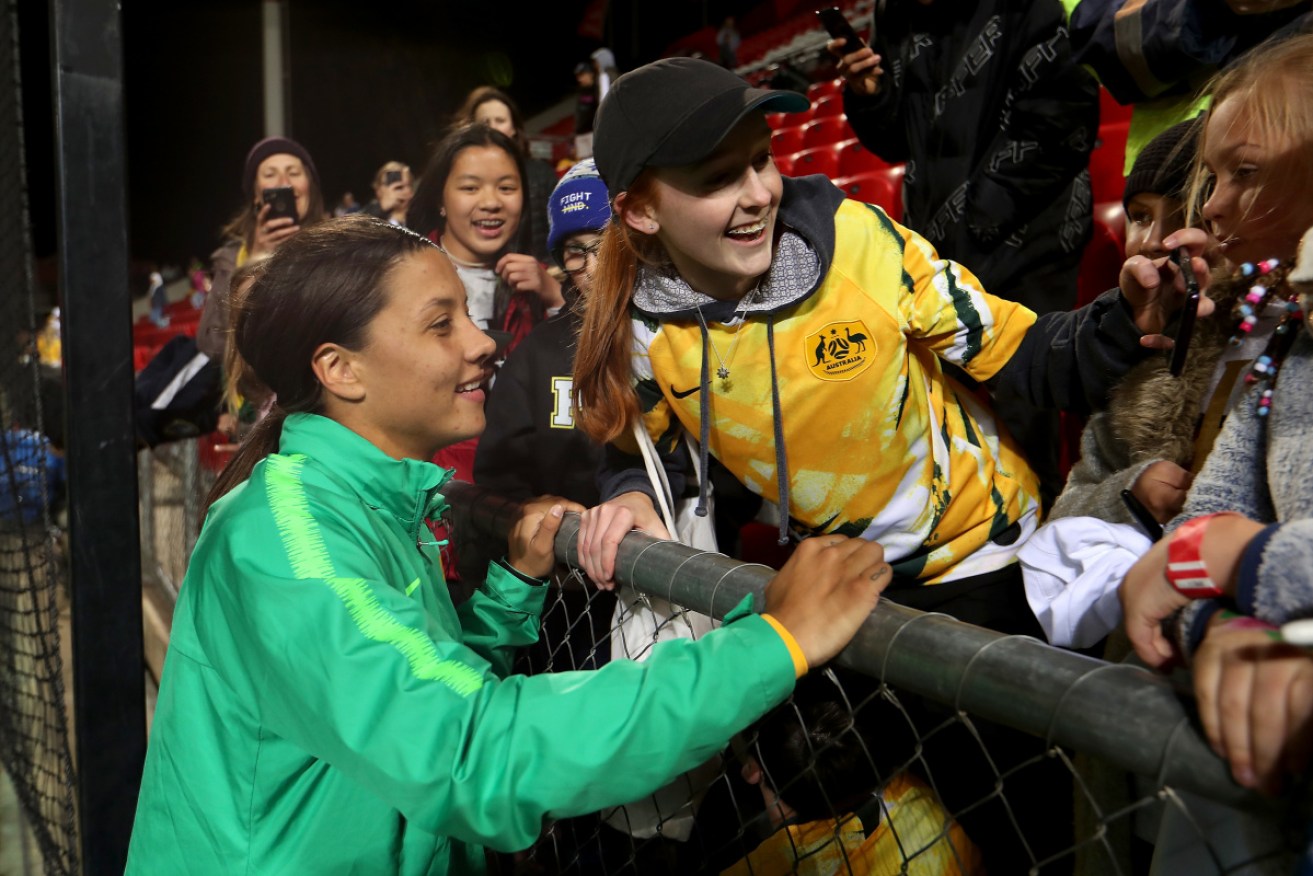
xmin=0 ymin=0 xmax=80 ymax=871
xmin=446 ymin=482 xmax=1312 ymax=876
xmin=137 ymin=437 xmax=228 ymax=603
xmin=124 ymin=447 xmax=1313 ymax=875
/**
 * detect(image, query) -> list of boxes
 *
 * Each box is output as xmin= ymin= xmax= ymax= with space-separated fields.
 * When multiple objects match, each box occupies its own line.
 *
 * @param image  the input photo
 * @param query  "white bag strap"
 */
xmin=630 ymin=419 xmax=678 ymax=536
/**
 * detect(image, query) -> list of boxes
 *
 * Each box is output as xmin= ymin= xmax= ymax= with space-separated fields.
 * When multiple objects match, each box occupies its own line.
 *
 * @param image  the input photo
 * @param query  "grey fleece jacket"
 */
xmin=1172 ymin=329 xmax=1313 ymax=656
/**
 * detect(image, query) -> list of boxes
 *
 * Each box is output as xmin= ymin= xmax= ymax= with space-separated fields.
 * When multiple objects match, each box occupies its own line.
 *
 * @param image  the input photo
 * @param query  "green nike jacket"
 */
xmin=126 ymin=413 xmax=795 ymax=874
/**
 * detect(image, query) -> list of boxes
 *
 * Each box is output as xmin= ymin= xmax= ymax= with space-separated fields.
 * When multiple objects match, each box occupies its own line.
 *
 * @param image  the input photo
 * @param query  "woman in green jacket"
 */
xmin=126 ymin=216 xmax=889 ymax=874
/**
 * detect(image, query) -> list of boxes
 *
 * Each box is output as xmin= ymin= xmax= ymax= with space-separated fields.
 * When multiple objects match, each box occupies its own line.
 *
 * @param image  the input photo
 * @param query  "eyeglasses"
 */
xmin=561 ymin=239 xmax=603 ymax=274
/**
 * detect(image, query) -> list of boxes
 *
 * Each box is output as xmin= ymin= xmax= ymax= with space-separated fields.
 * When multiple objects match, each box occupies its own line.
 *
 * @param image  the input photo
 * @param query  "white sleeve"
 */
xmin=1019 ymin=518 xmax=1152 ymax=649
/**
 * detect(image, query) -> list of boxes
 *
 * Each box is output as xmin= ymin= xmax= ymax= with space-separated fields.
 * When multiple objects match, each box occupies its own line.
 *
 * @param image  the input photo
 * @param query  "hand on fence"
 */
xmin=1192 ymin=623 xmax=1313 ymax=794
xmin=577 ymin=491 xmax=670 ymax=590
xmin=827 ymin=39 xmax=883 ymax=97
xmin=508 ymin=496 xmax=585 ymax=579
xmin=1119 ymin=537 xmax=1189 ymax=667
xmin=1121 ymin=513 xmax=1267 ymax=665
xmin=1118 ymin=227 xmax=1215 ymax=348
xmin=765 ymin=536 xmax=890 ymax=669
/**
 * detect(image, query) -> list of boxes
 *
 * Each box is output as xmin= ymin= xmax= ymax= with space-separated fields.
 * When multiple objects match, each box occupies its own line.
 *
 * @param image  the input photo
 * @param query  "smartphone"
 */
xmin=384 ymin=169 xmax=403 ymax=186
xmin=1120 ymin=489 xmax=1164 ymax=542
xmin=1169 ymin=247 xmax=1200 ymax=378
xmin=261 ymin=186 xmax=299 ymax=224
xmin=816 ymin=6 xmax=866 ymax=51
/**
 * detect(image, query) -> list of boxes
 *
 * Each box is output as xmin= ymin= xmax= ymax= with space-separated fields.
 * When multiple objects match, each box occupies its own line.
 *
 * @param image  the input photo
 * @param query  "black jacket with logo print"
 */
xmin=474 ymin=295 xmax=602 ymax=508
xmin=843 ymin=0 xmax=1098 ymax=314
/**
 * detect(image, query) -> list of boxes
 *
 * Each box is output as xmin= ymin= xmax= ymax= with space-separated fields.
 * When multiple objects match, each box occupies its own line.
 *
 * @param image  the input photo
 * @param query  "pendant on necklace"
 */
xmin=717 ymin=366 xmax=730 ymax=380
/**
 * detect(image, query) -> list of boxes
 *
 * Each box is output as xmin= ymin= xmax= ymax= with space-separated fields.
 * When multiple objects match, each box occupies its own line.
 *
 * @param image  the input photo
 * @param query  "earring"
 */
xmin=440 ymin=207 xmax=446 ymax=217
xmin=647 ymin=223 xmax=657 ymax=232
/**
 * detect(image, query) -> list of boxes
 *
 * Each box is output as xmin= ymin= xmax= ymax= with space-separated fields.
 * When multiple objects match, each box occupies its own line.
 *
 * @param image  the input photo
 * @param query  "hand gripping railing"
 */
xmin=443 ymin=481 xmax=1291 ymax=818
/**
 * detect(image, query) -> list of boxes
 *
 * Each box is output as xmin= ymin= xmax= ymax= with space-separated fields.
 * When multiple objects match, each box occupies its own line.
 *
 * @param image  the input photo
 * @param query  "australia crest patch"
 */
xmin=805 ymin=320 xmax=874 ymax=381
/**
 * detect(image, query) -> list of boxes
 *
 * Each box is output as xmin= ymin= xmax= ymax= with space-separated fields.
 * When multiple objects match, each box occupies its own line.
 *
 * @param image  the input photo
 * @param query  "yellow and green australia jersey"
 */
xmin=630 ymin=199 xmax=1041 ymax=584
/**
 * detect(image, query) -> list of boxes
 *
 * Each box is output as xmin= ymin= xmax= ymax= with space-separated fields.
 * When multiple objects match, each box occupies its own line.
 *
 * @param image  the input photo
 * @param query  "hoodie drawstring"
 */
xmin=693 ymin=309 xmax=790 ymax=543
xmin=767 ymin=316 xmax=790 ymax=545
xmin=695 ymin=312 xmax=712 ymax=518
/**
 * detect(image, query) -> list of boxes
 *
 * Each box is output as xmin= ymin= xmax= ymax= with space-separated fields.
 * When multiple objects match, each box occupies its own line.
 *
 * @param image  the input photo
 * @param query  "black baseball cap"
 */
xmin=593 ymin=57 xmax=810 ymax=194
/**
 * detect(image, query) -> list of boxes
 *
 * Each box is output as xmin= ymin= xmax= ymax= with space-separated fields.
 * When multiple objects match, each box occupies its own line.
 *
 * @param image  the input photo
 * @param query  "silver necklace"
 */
xmin=695 ymin=307 xmax=747 ymax=384
xmin=438 ymin=236 xmax=488 ymax=270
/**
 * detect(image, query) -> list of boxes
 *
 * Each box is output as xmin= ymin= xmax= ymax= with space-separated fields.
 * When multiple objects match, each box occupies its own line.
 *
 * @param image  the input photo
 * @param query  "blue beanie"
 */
xmin=547 ymin=159 xmax=612 ymax=267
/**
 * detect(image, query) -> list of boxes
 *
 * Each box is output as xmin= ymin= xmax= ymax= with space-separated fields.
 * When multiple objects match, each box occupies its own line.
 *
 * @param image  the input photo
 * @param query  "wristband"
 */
xmin=760 ymin=614 xmax=809 ymax=679
xmin=1166 ymin=514 xmax=1232 ymax=598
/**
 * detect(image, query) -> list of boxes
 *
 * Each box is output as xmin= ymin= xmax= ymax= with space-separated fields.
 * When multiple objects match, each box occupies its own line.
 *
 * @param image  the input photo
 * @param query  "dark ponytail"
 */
xmin=204 ymin=216 xmax=436 ymax=511
xmin=206 ymin=407 xmax=287 ymax=511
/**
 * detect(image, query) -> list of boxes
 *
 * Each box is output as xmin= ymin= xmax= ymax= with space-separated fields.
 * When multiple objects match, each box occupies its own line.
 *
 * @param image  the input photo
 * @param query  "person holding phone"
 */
xmin=828 ymin=0 xmax=1099 ymax=507
xmin=197 ymin=136 xmax=326 ymax=360
xmin=365 ymin=161 xmax=414 ymax=227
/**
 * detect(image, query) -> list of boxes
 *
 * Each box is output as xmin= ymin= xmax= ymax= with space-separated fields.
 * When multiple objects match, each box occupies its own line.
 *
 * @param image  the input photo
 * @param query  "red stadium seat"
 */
xmin=1090 ymin=122 xmax=1130 ymax=203
xmin=836 ymin=137 xmax=889 ymax=176
xmin=802 ymin=115 xmax=852 ymax=149
xmin=835 ymin=166 xmax=904 ymax=220
xmin=811 ymin=93 xmax=845 ymax=118
xmin=806 ymin=78 xmax=842 ymax=102
xmin=133 ymin=345 xmax=154 ymax=373
xmin=774 ymin=151 xmax=796 ymax=177
xmin=765 ymin=112 xmax=790 ymax=130
xmin=771 ymin=124 xmax=808 ymax=156
xmin=789 ymin=144 xmax=841 ymax=179
xmin=1099 ymin=86 xmax=1132 ymax=127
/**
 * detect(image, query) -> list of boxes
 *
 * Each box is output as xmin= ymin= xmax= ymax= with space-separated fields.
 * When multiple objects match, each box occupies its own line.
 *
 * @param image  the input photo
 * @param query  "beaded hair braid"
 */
xmin=1227 ymin=258 xmax=1302 ymax=417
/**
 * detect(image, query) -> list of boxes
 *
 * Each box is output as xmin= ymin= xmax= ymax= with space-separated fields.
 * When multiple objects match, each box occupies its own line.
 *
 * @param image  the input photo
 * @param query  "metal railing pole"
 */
xmin=443 ymin=481 xmax=1279 ymax=818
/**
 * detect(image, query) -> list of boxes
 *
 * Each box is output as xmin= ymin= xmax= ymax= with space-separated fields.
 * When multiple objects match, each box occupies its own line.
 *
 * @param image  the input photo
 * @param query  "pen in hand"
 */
xmin=1169 ymin=246 xmax=1201 ymax=378
xmin=1121 ymin=489 xmax=1164 ymax=542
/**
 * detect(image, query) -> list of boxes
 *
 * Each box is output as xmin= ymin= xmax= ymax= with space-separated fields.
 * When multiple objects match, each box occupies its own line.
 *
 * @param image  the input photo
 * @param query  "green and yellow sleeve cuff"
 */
xmin=759 ymin=613 xmax=809 ymax=678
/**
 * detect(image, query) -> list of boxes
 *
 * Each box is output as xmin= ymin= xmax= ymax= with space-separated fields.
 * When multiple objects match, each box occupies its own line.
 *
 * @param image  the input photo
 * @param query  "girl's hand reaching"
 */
xmin=497 ymin=253 xmax=565 ymax=310
xmin=826 ymin=39 xmax=883 ymax=97
xmin=578 ymin=492 xmax=671 ymax=589
xmin=1119 ymin=227 xmax=1217 ymax=348
xmin=507 ymin=496 xmax=585 ymax=579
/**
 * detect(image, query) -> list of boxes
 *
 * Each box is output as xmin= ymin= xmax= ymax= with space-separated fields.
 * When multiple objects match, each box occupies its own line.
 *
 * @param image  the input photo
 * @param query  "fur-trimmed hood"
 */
xmin=1107 ymin=280 xmax=1243 ymax=467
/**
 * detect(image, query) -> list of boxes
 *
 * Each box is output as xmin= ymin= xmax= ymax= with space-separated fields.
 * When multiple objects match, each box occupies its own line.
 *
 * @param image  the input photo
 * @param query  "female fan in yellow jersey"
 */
xmin=572 ymin=57 xmax=1209 ymax=635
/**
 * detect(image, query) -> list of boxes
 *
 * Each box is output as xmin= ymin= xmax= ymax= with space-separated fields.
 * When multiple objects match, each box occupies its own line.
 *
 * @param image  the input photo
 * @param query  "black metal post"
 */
xmin=49 ymin=0 xmax=145 ymax=871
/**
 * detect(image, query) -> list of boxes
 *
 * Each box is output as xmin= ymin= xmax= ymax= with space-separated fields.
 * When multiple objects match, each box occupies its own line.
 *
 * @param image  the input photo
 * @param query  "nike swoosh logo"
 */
xmin=670 ymin=384 xmax=702 ymax=399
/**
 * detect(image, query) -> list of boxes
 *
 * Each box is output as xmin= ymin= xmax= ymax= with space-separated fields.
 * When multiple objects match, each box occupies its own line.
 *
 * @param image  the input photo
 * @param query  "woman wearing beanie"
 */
xmin=197 ymin=136 xmax=327 ymax=360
